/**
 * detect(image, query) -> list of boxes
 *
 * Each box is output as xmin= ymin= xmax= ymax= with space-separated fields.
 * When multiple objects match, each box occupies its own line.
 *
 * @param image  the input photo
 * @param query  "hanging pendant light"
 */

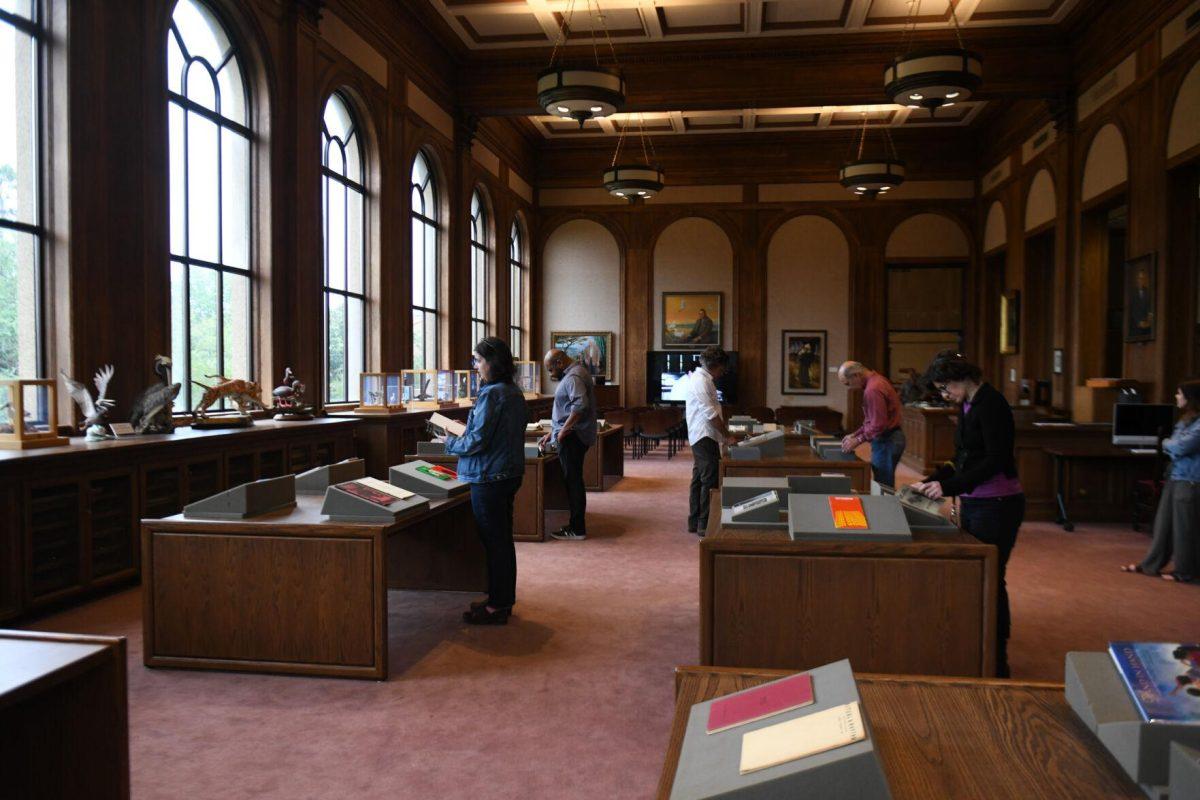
xmin=839 ymin=112 xmax=905 ymax=198
xmin=538 ymin=0 xmax=625 ymax=128
xmin=883 ymin=0 xmax=981 ymax=115
xmin=603 ymin=114 xmax=664 ymax=201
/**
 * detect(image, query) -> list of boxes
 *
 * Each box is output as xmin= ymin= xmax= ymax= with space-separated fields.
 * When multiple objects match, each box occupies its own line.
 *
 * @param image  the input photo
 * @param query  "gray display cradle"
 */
xmin=729 ymin=415 xmax=759 ymax=426
xmin=810 ymin=435 xmax=838 ymax=450
xmin=1171 ymin=743 xmax=1200 ymax=800
xmin=729 ymin=430 xmax=786 ymax=461
xmin=816 ymin=445 xmax=859 ymax=462
xmin=787 ymin=494 xmax=913 ymax=543
xmin=719 ymin=478 xmax=790 ymax=529
xmin=295 ymin=458 xmax=366 ymax=494
xmin=389 ymin=459 xmax=469 ymax=498
xmin=1065 ymin=651 xmax=1200 ymax=798
xmin=416 ymin=440 xmax=447 ymax=456
xmin=320 ymin=485 xmax=430 ymax=523
xmin=523 ymin=442 xmax=544 ymax=459
xmin=183 ymin=475 xmax=296 ymax=520
xmin=669 ymin=658 xmax=891 ymax=800
xmin=788 ymin=475 xmax=852 ymax=495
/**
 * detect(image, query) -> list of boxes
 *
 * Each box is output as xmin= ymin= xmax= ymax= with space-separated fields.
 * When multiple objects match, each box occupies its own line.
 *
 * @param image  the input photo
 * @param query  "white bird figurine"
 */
xmin=61 ymin=364 xmax=116 ymax=440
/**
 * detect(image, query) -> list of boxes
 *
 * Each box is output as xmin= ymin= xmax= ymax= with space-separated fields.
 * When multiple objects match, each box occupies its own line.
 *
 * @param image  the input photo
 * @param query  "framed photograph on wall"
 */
xmin=1124 ymin=253 xmax=1156 ymax=343
xmin=661 ymin=292 xmax=721 ymax=349
xmin=782 ymin=330 xmax=827 ymax=395
xmin=1053 ymin=348 xmax=1064 ymax=375
xmin=999 ymin=290 xmax=1020 ymax=355
xmin=549 ymin=331 xmax=614 ymax=381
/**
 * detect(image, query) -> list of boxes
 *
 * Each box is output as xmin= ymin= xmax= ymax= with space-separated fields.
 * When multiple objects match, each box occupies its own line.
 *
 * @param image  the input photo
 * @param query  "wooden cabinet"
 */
xmin=899 ymin=405 xmax=957 ymax=474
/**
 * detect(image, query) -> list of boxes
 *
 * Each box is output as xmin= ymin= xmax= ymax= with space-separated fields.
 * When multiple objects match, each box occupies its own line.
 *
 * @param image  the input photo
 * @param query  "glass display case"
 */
xmin=436 ymin=369 xmax=456 ymax=406
xmin=355 ymin=372 xmax=405 ymax=413
xmin=0 ymin=379 xmax=69 ymax=449
xmin=515 ymin=361 xmax=540 ymax=399
xmin=402 ymin=369 xmax=457 ymax=410
xmin=453 ymin=370 xmax=480 ymax=406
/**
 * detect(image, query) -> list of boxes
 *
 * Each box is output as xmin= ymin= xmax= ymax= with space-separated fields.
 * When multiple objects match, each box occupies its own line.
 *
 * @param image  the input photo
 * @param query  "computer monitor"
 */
xmin=1112 ymin=403 xmax=1175 ymax=447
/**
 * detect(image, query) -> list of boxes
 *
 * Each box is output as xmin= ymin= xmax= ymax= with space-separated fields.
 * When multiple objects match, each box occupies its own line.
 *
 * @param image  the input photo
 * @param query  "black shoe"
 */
xmin=463 ymin=605 xmax=510 ymax=625
xmin=550 ymin=527 xmax=586 ymax=541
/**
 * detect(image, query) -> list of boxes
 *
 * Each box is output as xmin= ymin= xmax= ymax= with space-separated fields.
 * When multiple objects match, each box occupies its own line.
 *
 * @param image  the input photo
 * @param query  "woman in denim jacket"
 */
xmin=1122 ymin=380 xmax=1200 ymax=582
xmin=445 ymin=337 xmax=528 ymax=623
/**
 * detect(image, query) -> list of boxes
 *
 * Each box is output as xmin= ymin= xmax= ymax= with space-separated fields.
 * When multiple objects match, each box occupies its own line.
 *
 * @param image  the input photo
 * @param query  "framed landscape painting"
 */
xmin=550 ymin=331 xmax=614 ymax=381
xmin=782 ymin=330 xmax=827 ymax=395
xmin=662 ymin=292 xmax=721 ymax=349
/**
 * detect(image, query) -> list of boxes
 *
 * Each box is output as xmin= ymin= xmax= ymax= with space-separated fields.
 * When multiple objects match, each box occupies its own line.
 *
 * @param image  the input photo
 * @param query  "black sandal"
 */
xmin=463 ymin=605 xmax=510 ymax=625
xmin=1162 ymin=573 xmax=1195 ymax=583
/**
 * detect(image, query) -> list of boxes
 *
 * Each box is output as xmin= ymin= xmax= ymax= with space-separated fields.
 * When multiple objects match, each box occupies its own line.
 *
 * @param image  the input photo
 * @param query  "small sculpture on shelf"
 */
xmin=60 ymin=364 xmax=116 ymax=441
xmin=272 ymin=367 xmax=313 ymax=421
xmin=130 ymin=355 xmax=181 ymax=434
xmin=191 ymin=375 xmax=264 ymax=428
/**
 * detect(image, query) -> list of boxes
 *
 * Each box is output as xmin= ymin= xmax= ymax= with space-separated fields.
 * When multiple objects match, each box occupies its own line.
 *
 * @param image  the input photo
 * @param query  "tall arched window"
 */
xmin=410 ymin=152 xmax=439 ymax=369
xmin=168 ymin=0 xmax=252 ymax=411
xmin=0 ymin=1 xmax=44 ymax=379
xmin=509 ymin=221 xmax=526 ymax=359
xmin=469 ymin=190 xmax=488 ymax=346
xmin=322 ymin=92 xmax=365 ymax=403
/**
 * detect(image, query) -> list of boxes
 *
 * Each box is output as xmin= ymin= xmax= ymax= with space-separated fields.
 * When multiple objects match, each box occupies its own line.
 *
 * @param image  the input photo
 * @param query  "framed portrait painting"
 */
xmin=1124 ymin=253 xmax=1156 ymax=343
xmin=549 ymin=331 xmax=614 ymax=381
xmin=662 ymin=292 xmax=721 ymax=350
xmin=999 ymin=290 xmax=1020 ymax=355
xmin=782 ymin=330 xmax=827 ymax=395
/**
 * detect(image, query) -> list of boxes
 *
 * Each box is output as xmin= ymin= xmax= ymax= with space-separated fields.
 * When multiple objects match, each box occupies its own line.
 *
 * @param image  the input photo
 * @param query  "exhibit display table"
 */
xmin=658 ymin=666 xmax=1143 ymax=799
xmin=900 ymin=404 xmax=957 ymax=473
xmin=1 ymin=630 xmax=129 ymax=799
xmin=1044 ymin=445 xmax=1159 ymax=531
xmin=717 ymin=442 xmax=872 ymax=492
xmin=142 ymin=494 xmax=484 ymax=680
xmin=525 ymin=424 xmax=625 ymax=491
xmin=701 ymin=504 xmax=997 ymax=676
xmin=405 ymin=453 xmax=570 ymax=542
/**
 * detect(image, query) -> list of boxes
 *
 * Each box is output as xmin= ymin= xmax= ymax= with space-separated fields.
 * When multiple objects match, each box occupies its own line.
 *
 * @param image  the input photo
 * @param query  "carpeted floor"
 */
xmin=24 ymin=451 xmax=1200 ymax=799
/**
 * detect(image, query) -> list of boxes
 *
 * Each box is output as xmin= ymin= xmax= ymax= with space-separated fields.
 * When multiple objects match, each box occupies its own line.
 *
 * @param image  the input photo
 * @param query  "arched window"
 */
xmin=469 ymin=190 xmax=488 ymax=346
xmin=321 ymin=92 xmax=365 ymax=403
xmin=508 ymin=221 xmax=526 ymax=359
xmin=411 ymin=152 xmax=439 ymax=369
xmin=167 ymin=0 xmax=252 ymax=411
xmin=0 ymin=2 xmax=44 ymax=379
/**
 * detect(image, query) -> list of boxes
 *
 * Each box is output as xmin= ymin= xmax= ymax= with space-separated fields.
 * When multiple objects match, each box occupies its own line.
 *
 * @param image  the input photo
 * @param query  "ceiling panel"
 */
xmin=555 ymin=7 xmax=645 ymax=38
xmin=865 ymin=0 xmax=954 ymax=26
xmin=762 ymin=0 xmax=852 ymax=28
xmin=660 ymin=3 xmax=745 ymax=35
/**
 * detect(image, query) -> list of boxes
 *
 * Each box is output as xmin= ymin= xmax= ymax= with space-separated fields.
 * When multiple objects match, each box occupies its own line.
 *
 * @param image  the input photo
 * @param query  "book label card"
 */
xmin=730 ymin=490 xmax=782 ymax=518
xmin=739 ymin=701 xmax=865 ymax=774
xmin=707 ymin=673 xmax=814 ymax=735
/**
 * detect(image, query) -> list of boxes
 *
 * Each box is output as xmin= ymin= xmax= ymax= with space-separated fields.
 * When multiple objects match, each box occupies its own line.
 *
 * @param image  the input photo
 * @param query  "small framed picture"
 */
xmin=1053 ymin=348 xmax=1064 ymax=375
xmin=1124 ymin=253 xmax=1156 ymax=343
xmin=662 ymin=292 xmax=721 ymax=350
xmin=549 ymin=331 xmax=614 ymax=381
xmin=999 ymin=290 xmax=1020 ymax=355
xmin=782 ymin=330 xmax=827 ymax=395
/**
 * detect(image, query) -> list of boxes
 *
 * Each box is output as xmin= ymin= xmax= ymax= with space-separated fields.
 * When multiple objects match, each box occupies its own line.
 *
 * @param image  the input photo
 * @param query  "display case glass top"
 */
xmin=0 ymin=379 xmax=69 ymax=449
xmin=515 ymin=361 xmax=540 ymax=399
xmin=356 ymin=373 xmax=405 ymax=413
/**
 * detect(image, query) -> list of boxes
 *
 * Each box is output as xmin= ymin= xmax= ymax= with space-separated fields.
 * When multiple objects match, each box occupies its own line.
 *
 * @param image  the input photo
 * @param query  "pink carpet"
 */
xmin=24 ymin=452 xmax=1200 ymax=799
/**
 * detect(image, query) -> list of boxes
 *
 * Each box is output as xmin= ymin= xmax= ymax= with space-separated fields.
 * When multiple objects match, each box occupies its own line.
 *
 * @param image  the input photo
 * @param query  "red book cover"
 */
xmin=335 ymin=480 xmax=397 ymax=507
xmin=829 ymin=495 xmax=868 ymax=529
xmin=706 ymin=673 xmax=815 ymax=734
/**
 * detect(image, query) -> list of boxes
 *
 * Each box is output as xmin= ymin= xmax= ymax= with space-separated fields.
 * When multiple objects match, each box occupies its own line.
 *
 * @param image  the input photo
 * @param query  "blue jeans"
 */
xmin=869 ymin=428 xmax=906 ymax=488
xmin=469 ymin=476 xmax=523 ymax=609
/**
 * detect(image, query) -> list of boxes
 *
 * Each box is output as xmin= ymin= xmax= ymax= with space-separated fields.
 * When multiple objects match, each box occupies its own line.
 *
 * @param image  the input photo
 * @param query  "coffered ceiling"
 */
xmin=429 ymin=0 xmax=1080 ymax=49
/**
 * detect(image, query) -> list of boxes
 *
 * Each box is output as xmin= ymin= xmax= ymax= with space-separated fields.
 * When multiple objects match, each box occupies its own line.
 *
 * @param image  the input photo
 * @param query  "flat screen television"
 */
xmin=647 ymin=351 xmax=738 ymax=406
xmin=1112 ymin=403 xmax=1175 ymax=447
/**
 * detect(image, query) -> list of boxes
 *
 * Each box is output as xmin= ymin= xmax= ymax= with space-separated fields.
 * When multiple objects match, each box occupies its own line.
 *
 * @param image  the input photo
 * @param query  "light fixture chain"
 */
xmin=856 ymin=112 xmax=867 ymax=161
xmin=611 ymin=123 xmax=626 ymax=167
xmin=587 ymin=0 xmax=602 ymax=68
xmin=596 ymin=0 xmax=621 ymax=69
xmin=548 ymin=0 xmax=576 ymax=69
xmin=883 ymin=125 xmax=900 ymax=161
xmin=948 ymin=0 xmax=966 ymax=50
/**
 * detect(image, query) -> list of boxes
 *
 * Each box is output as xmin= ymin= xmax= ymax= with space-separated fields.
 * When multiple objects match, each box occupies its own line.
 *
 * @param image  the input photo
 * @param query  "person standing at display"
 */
xmin=1121 ymin=379 xmax=1200 ymax=583
xmin=910 ymin=354 xmax=1023 ymax=677
xmin=838 ymin=361 xmax=906 ymax=488
xmin=444 ymin=337 xmax=528 ymax=624
xmin=540 ymin=349 xmax=597 ymax=541
xmin=685 ymin=346 xmax=735 ymax=535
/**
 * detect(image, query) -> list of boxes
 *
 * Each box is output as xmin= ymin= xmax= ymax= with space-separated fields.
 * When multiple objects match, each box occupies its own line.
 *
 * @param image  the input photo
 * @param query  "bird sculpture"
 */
xmin=130 ymin=355 xmax=181 ymax=434
xmin=61 ymin=364 xmax=116 ymax=440
xmin=272 ymin=367 xmax=312 ymax=420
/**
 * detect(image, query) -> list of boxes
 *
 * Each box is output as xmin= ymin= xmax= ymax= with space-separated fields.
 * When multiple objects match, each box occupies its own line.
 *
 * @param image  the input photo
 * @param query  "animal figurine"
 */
xmin=60 ymin=364 xmax=116 ymax=440
xmin=130 ymin=355 xmax=181 ymax=434
xmin=191 ymin=375 xmax=264 ymax=419
xmin=272 ymin=367 xmax=312 ymax=420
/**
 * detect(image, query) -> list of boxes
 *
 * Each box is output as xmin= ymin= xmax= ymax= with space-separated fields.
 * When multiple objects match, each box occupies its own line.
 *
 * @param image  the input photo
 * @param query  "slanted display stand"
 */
xmin=319 ymin=483 xmax=430 ymax=522
xmin=729 ymin=430 xmax=786 ymax=461
xmin=416 ymin=440 xmax=447 ymax=456
xmin=1171 ymin=744 xmax=1200 ymax=800
xmin=669 ymin=659 xmax=891 ymax=800
xmin=295 ymin=458 xmax=366 ymax=494
xmin=719 ymin=477 xmax=789 ymax=529
xmin=390 ymin=459 xmax=469 ymax=498
xmin=787 ymin=494 xmax=913 ymax=543
xmin=1065 ymin=652 xmax=1200 ymax=799
xmin=788 ymin=475 xmax=853 ymax=495
xmin=183 ymin=475 xmax=297 ymax=520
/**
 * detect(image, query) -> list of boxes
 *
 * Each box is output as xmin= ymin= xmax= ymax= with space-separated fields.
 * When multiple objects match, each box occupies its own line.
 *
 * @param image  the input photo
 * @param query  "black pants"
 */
xmin=469 ymin=476 xmax=523 ymax=609
xmin=557 ymin=432 xmax=589 ymax=535
xmin=959 ymin=493 xmax=1024 ymax=678
xmin=689 ymin=437 xmax=721 ymax=532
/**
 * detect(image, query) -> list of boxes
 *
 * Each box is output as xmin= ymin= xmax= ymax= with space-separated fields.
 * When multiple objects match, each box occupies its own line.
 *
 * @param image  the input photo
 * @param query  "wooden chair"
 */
xmin=604 ymin=408 xmax=641 ymax=458
xmin=637 ymin=408 xmax=680 ymax=459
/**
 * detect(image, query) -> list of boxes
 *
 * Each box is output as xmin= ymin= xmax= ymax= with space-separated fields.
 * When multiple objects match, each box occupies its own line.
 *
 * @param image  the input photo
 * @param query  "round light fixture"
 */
xmin=884 ymin=48 xmax=981 ymax=114
xmin=839 ymin=159 xmax=905 ymax=199
xmin=603 ymin=163 xmax=665 ymax=201
xmin=537 ymin=67 xmax=625 ymax=127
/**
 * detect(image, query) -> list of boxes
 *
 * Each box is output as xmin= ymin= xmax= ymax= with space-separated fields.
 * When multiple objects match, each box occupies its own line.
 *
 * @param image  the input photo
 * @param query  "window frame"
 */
xmin=508 ymin=220 xmax=526 ymax=359
xmin=469 ymin=189 xmax=489 ymax=347
xmin=410 ymin=151 xmax=440 ymax=370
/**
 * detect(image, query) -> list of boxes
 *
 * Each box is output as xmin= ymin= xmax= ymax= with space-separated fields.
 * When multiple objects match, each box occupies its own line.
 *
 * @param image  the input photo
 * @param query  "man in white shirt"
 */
xmin=685 ymin=345 xmax=734 ymax=535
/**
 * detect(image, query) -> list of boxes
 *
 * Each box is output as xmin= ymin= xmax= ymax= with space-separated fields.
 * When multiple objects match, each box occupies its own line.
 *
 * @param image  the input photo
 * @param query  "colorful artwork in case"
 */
xmin=1109 ymin=642 xmax=1200 ymax=722
xmin=417 ymin=464 xmax=458 ymax=482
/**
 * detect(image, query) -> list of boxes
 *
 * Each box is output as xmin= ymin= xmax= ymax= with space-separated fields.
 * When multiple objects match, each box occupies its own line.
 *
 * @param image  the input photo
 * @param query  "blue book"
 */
xmin=1108 ymin=642 xmax=1200 ymax=723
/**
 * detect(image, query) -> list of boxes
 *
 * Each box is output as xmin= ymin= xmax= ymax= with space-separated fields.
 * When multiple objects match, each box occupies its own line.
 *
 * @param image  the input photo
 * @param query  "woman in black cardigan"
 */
xmin=911 ymin=355 xmax=1024 ymax=678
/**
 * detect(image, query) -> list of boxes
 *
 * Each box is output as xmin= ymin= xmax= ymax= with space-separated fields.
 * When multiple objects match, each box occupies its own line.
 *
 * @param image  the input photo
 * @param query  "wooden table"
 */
xmin=142 ymin=494 xmax=484 ymax=680
xmin=1 ymin=630 xmax=129 ymax=799
xmin=900 ymin=404 xmax=957 ymax=473
xmin=1044 ymin=445 xmax=1160 ymax=531
xmin=526 ymin=425 xmax=625 ymax=491
xmin=701 ymin=507 xmax=997 ymax=676
xmin=657 ymin=666 xmax=1141 ymax=799
xmin=404 ymin=453 xmax=570 ymax=542
xmin=718 ymin=442 xmax=872 ymax=491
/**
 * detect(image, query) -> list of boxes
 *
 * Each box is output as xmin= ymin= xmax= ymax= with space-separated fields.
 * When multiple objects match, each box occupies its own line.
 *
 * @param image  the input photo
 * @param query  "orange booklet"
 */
xmin=829 ymin=496 xmax=868 ymax=529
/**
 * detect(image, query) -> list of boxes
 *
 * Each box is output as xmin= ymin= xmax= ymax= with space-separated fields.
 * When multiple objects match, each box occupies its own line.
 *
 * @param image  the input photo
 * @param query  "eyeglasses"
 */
xmin=935 ymin=383 xmax=951 ymax=394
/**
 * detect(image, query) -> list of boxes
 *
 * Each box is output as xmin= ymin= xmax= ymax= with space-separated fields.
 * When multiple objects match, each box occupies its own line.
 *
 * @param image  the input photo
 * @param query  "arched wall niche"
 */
xmin=1025 ymin=169 xmax=1057 ymax=232
xmin=766 ymin=215 xmax=850 ymax=411
xmin=652 ymin=217 xmax=735 ymax=350
xmin=885 ymin=212 xmax=970 ymax=258
xmin=1081 ymin=123 xmax=1129 ymax=202
xmin=984 ymin=201 xmax=1007 ymax=253
xmin=1167 ymin=60 xmax=1200 ymax=159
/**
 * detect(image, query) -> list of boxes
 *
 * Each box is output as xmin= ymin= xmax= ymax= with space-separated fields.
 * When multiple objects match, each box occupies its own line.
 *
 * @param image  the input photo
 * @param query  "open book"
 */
xmin=429 ymin=412 xmax=467 ymax=438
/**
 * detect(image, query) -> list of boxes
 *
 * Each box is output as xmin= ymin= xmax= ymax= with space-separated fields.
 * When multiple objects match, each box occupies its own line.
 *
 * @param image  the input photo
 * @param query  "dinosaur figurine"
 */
xmin=191 ymin=375 xmax=264 ymax=422
xmin=60 ymin=364 xmax=117 ymax=440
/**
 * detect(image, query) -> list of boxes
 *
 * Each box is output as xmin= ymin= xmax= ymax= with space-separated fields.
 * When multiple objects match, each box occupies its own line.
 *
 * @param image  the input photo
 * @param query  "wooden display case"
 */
xmin=402 ymin=369 xmax=457 ymax=410
xmin=355 ymin=373 xmax=405 ymax=413
xmin=0 ymin=379 xmax=68 ymax=450
xmin=515 ymin=361 xmax=540 ymax=399
xmin=453 ymin=370 xmax=480 ymax=406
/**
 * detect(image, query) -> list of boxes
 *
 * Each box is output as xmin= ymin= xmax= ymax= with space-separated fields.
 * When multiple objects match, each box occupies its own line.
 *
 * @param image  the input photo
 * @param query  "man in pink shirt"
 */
xmin=838 ymin=361 xmax=906 ymax=487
